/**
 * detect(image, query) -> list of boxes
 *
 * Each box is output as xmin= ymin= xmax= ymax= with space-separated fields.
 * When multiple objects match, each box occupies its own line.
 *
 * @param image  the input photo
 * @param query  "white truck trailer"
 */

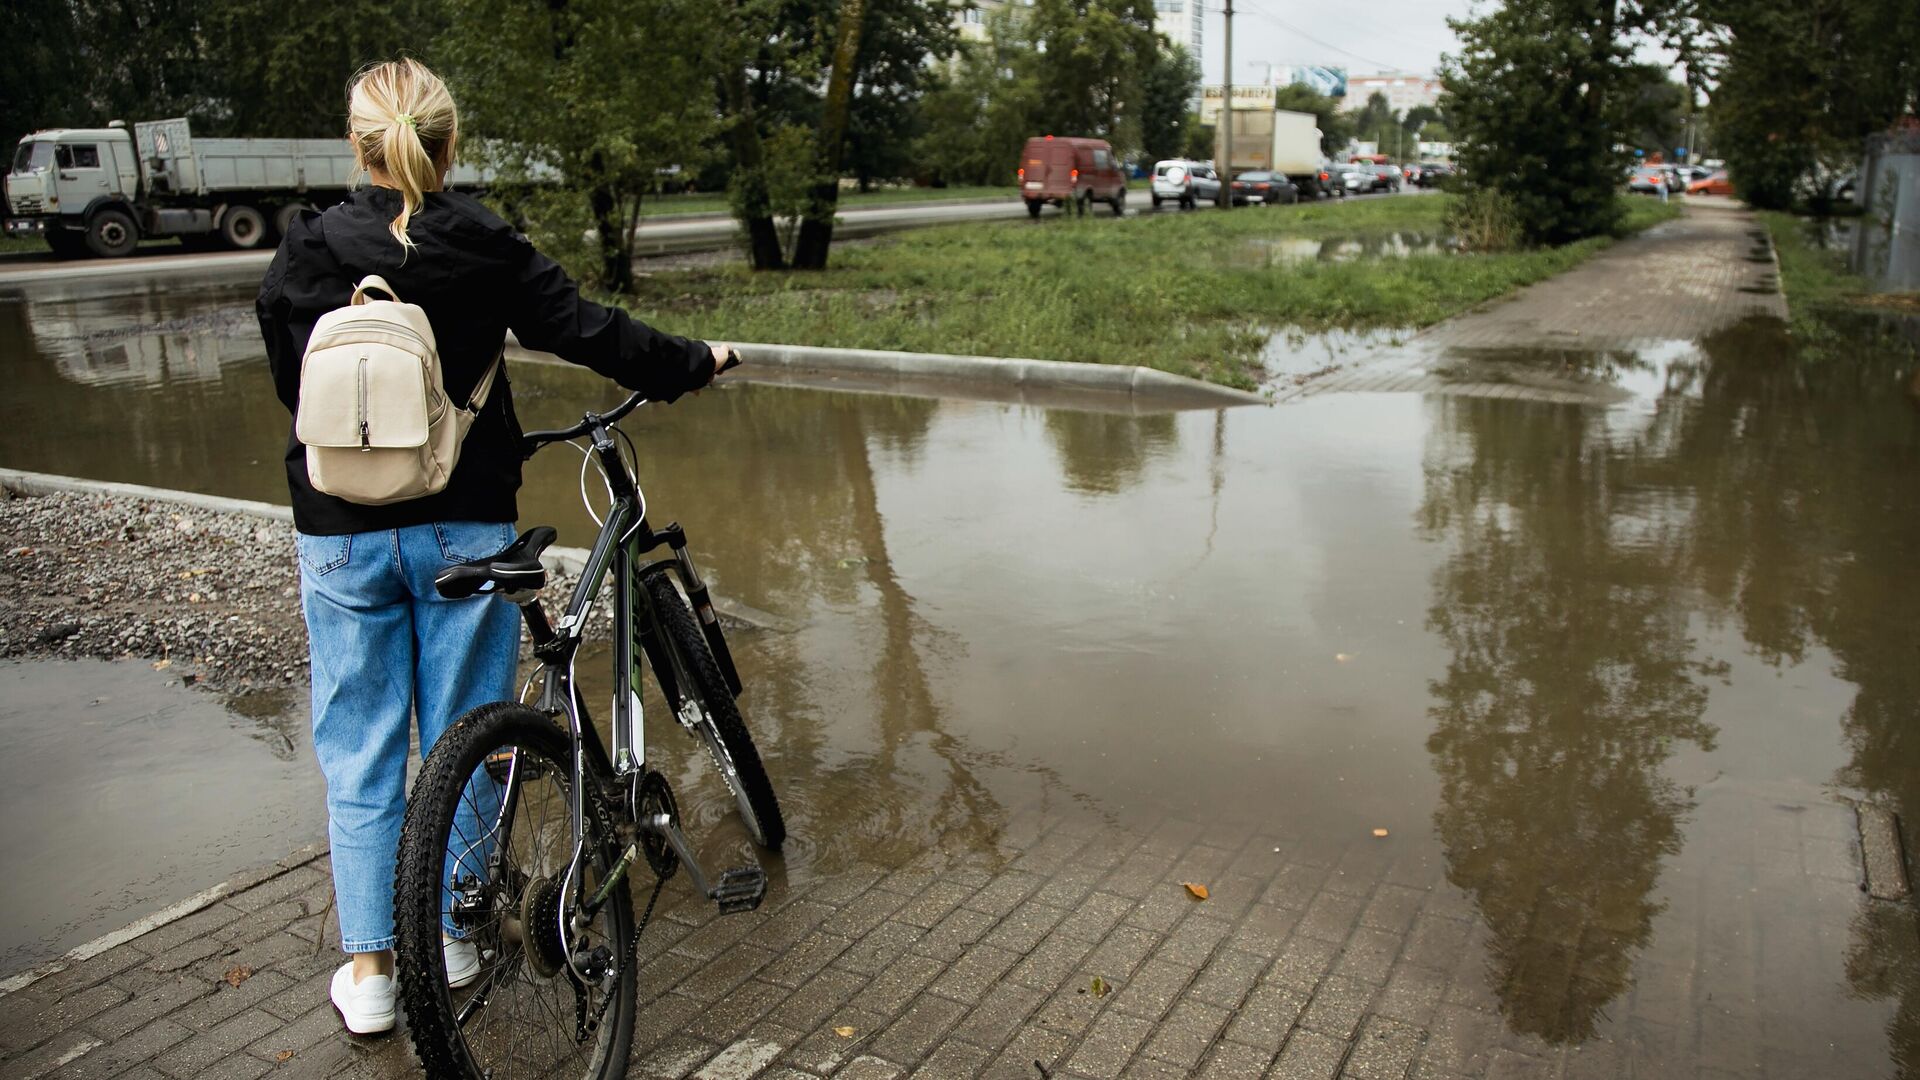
xmin=1223 ymin=107 xmax=1327 ymax=197
xmin=4 ymin=118 xmax=497 ymax=258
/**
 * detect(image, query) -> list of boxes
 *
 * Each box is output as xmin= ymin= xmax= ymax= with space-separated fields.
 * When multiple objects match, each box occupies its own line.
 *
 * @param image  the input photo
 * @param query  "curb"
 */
xmin=0 ymin=842 xmax=330 ymax=998
xmin=0 ymin=468 xmax=795 ymax=632
xmin=507 ymin=338 xmax=1267 ymax=410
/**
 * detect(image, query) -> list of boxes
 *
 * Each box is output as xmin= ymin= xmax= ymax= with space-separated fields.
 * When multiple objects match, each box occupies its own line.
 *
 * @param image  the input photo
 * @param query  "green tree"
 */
xmin=1704 ymin=0 xmax=1918 ymax=209
xmin=439 ymin=0 xmax=717 ymax=291
xmin=1138 ymin=43 xmax=1200 ymax=164
xmin=844 ymin=0 xmax=961 ymax=189
xmin=0 ymin=0 xmax=84 ymax=162
xmin=1023 ymin=0 xmax=1160 ymax=154
xmin=1440 ymin=0 xmax=1648 ymax=245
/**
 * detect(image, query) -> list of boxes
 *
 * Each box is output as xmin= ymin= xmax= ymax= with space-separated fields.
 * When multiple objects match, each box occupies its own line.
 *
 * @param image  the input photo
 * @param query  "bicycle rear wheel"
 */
xmin=643 ymin=571 xmax=786 ymax=850
xmin=395 ymin=702 xmax=635 ymax=1080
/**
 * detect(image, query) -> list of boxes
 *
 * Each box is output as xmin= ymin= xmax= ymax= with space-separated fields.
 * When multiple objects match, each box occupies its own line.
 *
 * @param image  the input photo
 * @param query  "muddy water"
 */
xmin=0 ymin=660 xmax=323 ymax=974
xmin=5 ymin=274 xmax=1920 ymax=1071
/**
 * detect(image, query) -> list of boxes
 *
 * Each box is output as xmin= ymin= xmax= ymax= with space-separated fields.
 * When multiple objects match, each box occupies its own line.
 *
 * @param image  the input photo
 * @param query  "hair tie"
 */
xmin=396 ymin=113 xmax=416 ymax=129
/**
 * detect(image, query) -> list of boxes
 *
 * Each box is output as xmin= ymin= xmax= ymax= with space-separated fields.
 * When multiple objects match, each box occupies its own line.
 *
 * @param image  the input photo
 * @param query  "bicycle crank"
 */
xmin=633 ymin=771 xmax=768 ymax=915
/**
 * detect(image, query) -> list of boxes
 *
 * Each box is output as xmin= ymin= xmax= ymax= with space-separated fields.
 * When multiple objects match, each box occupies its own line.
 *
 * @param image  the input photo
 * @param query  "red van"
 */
xmin=1018 ymin=136 xmax=1128 ymax=218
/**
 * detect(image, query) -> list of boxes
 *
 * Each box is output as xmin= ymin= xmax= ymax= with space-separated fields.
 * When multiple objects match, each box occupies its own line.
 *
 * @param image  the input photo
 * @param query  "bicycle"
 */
xmin=393 ymin=369 xmax=784 ymax=1080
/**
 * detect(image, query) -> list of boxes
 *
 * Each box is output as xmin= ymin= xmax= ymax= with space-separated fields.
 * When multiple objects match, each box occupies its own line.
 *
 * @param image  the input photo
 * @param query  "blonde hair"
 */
xmin=347 ymin=58 xmax=458 ymax=254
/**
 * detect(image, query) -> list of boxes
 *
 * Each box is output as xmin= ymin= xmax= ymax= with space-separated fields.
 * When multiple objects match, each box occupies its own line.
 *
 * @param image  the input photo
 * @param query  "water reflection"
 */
xmin=1419 ymin=312 xmax=1920 ymax=1059
xmin=1042 ymin=409 xmax=1179 ymax=495
xmin=1418 ymin=393 xmax=1722 ymax=1043
xmin=1238 ymin=231 xmax=1452 ymax=270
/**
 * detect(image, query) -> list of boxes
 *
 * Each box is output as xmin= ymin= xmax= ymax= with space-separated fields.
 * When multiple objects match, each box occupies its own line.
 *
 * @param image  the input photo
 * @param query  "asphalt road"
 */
xmin=0 ymin=190 xmax=1426 ymax=286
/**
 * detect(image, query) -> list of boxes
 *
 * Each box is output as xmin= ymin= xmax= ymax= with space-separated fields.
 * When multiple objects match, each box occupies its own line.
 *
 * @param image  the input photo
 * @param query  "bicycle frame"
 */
xmin=514 ymin=417 xmax=745 ymax=847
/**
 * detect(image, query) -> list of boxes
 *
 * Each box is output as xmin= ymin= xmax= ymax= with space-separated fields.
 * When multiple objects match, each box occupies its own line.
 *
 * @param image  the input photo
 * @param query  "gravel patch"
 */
xmin=0 ymin=487 xmax=306 ymax=691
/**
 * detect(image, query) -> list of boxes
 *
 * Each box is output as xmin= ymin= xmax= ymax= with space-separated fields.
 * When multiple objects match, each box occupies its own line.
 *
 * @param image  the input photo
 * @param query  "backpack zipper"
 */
xmin=357 ymin=355 xmax=371 ymax=451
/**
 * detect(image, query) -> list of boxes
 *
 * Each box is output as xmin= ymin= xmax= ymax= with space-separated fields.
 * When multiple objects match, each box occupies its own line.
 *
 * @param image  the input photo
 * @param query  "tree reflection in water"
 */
xmin=1418 ymin=385 xmax=1723 ymax=1043
xmin=1043 ymin=409 xmax=1179 ymax=496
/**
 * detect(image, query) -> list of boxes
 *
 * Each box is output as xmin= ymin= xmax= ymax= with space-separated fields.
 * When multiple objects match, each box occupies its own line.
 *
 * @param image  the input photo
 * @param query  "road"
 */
xmin=0 ymin=191 xmax=1417 ymax=286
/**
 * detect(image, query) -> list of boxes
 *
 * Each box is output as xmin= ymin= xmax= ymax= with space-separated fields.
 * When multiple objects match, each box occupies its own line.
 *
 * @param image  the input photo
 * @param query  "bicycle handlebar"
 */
xmin=520 ymin=348 xmax=741 ymax=458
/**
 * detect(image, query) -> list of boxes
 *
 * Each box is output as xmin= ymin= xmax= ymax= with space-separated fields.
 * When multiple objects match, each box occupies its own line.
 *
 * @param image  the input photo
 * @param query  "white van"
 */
xmin=1150 ymin=159 xmax=1220 ymax=210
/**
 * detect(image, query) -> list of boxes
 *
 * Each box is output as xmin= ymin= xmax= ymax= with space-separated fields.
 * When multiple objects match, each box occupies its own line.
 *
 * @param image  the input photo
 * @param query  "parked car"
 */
xmin=1410 ymin=162 xmax=1454 ymax=188
xmin=1151 ymin=158 xmax=1220 ymax=209
xmin=1626 ymin=165 xmax=1670 ymax=194
xmin=1019 ymin=135 xmax=1128 ymax=217
xmin=1310 ymin=164 xmax=1348 ymax=198
xmin=1230 ymin=172 xmax=1299 ymax=206
xmin=1687 ymin=169 xmax=1734 ymax=196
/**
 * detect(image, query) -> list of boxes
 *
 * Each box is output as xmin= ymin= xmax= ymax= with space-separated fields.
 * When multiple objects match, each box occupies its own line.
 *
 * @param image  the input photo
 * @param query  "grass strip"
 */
xmin=626 ymin=195 xmax=1679 ymax=389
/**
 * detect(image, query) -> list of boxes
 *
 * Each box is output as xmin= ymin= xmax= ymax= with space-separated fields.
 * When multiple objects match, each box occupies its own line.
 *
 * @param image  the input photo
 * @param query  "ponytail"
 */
xmin=347 ymin=58 xmax=459 ymax=254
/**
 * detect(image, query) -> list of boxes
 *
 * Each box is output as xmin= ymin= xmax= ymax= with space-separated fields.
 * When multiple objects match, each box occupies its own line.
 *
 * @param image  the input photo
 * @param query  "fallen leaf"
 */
xmin=274 ymin=1050 xmax=294 ymax=1063
xmin=224 ymin=964 xmax=254 ymax=987
xmin=1089 ymin=975 xmax=1109 ymax=998
xmin=152 ymin=658 xmax=172 ymax=671
xmin=1372 ymin=828 xmax=1390 ymax=838
xmin=1183 ymin=881 xmax=1209 ymax=901
xmin=833 ymin=1026 xmax=855 ymax=1038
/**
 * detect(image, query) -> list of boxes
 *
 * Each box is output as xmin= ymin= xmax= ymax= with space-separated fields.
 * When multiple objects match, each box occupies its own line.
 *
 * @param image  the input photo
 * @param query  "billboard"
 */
xmin=1281 ymin=65 xmax=1348 ymax=99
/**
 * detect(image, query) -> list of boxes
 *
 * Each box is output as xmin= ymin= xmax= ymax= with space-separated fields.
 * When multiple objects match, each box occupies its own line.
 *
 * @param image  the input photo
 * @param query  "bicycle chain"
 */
xmin=575 ymin=843 xmax=669 ymax=1043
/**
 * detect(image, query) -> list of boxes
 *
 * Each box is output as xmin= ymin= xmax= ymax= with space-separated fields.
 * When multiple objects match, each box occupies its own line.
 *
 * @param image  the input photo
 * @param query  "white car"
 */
xmin=1151 ymin=159 xmax=1220 ymax=210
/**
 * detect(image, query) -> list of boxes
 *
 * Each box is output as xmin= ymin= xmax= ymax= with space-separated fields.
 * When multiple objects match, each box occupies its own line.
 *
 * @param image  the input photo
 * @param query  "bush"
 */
xmin=1444 ymin=190 xmax=1521 ymax=252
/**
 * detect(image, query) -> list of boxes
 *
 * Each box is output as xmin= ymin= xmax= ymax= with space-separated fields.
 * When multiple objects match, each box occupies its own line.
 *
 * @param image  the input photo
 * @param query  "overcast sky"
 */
xmin=1194 ymin=0 xmax=1681 ymax=84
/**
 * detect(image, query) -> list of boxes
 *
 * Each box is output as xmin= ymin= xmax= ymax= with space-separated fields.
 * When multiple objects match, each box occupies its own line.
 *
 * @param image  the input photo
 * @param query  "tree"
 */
xmin=844 ymin=0 xmax=961 ymax=189
xmin=439 ymin=0 xmax=717 ymax=291
xmin=1139 ymin=43 xmax=1200 ymax=164
xmin=1704 ymin=0 xmax=1919 ymax=209
xmin=1440 ymin=0 xmax=1649 ymax=245
xmin=791 ymin=0 xmax=869 ymax=270
xmin=0 ymin=0 xmax=84 ymax=163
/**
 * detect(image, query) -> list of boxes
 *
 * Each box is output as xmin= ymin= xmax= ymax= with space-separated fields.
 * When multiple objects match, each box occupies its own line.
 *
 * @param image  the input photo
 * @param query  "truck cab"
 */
xmin=7 ymin=125 xmax=142 ymax=257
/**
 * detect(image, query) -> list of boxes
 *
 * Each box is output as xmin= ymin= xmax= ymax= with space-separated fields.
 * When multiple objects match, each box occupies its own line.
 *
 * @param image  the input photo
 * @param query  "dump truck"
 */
xmin=4 ymin=118 xmax=499 ymax=258
xmin=1222 ymin=107 xmax=1326 ymax=197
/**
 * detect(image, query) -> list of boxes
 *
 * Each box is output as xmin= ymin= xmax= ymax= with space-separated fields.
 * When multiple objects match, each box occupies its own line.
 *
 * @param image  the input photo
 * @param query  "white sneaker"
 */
xmin=444 ymin=938 xmax=481 ymax=989
xmin=329 ymin=962 xmax=396 ymax=1035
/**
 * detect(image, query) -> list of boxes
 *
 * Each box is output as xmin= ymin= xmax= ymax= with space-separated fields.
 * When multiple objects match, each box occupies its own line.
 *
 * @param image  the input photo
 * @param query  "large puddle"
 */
xmin=4 ymin=272 xmax=1920 ymax=1072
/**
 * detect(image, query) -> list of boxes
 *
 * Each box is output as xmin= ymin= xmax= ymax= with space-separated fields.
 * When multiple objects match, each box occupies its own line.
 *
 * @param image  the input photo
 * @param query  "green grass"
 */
xmin=0 ymin=235 xmax=48 ymax=254
xmin=1757 ymin=210 xmax=1871 ymax=311
xmin=626 ymin=195 xmax=1681 ymax=389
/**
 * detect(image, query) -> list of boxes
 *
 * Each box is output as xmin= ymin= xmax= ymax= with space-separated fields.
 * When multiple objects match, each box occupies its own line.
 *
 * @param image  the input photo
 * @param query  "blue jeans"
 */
xmin=298 ymin=521 xmax=521 ymax=953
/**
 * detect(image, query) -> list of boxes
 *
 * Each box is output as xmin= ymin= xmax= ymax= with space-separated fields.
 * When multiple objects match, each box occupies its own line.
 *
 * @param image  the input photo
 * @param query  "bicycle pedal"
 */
xmin=711 ymin=866 xmax=767 ymax=914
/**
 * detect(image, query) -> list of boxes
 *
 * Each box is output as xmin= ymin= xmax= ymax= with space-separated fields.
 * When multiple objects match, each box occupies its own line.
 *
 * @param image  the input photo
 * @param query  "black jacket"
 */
xmin=257 ymin=186 xmax=712 ymax=535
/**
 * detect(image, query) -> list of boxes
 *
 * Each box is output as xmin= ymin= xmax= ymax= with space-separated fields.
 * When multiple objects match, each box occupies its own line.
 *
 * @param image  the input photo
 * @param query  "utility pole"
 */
xmin=1219 ymin=0 xmax=1234 ymax=209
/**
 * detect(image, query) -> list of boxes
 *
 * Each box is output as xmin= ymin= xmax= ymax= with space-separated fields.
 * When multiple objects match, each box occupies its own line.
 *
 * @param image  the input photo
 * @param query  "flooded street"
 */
xmin=3 ymin=262 xmax=1919 ymax=1073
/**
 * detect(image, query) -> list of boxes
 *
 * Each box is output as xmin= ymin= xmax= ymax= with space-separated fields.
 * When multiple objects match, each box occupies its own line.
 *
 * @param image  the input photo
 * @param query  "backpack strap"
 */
xmin=466 ymin=347 xmax=505 ymax=412
xmin=352 ymin=275 xmax=401 ymax=305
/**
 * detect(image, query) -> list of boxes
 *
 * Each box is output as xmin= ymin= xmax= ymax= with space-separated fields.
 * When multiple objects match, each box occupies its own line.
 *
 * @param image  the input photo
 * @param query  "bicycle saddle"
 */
xmin=433 ymin=526 xmax=558 ymax=600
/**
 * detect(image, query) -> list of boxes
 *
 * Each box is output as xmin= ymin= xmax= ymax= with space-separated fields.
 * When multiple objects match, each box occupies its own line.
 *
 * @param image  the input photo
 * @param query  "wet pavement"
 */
xmin=1 ymin=204 xmax=1918 ymax=1077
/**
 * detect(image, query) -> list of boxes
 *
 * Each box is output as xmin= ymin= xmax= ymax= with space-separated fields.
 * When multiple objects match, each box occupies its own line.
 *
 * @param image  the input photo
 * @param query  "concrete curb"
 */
xmin=0 ymin=842 xmax=330 ymax=998
xmin=507 ymin=338 xmax=1267 ymax=411
xmin=0 ymin=468 xmax=795 ymax=632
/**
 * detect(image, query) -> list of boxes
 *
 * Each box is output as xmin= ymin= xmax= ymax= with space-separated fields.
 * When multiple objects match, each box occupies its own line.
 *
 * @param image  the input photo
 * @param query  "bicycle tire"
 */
xmin=395 ymin=701 xmax=635 ymax=1080
xmin=643 ymin=571 xmax=786 ymax=850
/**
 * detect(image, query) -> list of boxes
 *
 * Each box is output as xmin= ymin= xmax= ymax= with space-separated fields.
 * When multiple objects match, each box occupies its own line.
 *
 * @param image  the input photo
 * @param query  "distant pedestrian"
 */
xmin=256 ymin=57 xmax=729 ymax=1036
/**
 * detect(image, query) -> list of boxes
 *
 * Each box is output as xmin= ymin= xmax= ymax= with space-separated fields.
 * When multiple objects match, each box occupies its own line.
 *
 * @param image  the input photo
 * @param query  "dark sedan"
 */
xmin=1230 ymin=172 xmax=1300 ymax=206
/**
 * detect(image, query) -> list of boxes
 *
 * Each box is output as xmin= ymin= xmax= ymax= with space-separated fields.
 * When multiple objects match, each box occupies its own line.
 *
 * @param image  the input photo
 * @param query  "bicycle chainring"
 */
xmin=636 ymin=771 xmax=680 ymax=880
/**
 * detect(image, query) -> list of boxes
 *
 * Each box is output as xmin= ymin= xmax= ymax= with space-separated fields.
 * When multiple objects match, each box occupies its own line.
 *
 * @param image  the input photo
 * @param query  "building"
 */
xmin=1342 ymin=72 xmax=1442 ymax=115
xmin=955 ymin=0 xmax=1009 ymax=42
xmin=1151 ymin=0 xmax=1204 ymax=61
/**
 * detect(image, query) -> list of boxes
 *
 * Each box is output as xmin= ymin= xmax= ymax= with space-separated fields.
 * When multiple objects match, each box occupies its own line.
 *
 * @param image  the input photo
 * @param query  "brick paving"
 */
xmin=0 ymin=783 xmax=1887 ymax=1080
xmin=1 ymin=200 xmax=1902 ymax=1080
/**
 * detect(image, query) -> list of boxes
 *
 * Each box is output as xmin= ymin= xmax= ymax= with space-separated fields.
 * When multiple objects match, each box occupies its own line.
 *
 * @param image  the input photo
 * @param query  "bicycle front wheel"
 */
xmin=395 ymin=702 xmax=635 ymax=1080
xmin=644 ymin=571 xmax=786 ymax=850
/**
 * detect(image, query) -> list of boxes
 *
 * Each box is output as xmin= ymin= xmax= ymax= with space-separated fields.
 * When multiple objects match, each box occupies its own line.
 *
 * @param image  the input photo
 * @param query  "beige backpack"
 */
xmin=294 ymin=275 xmax=500 ymax=506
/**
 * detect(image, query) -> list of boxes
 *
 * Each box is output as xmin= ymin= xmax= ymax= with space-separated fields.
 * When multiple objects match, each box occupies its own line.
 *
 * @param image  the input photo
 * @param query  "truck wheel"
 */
xmin=220 ymin=205 xmax=268 ymax=249
xmin=1026 ymin=200 xmax=1042 ymax=219
xmin=272 ymin=202 xmax=312 ymax=240
xmin=85 ymin=209 xmax=138 ymax=258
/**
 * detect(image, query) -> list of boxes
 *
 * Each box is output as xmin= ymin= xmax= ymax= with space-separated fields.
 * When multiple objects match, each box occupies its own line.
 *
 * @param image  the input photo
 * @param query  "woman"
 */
xmin=256 ymin=58 xmax=728 ymax=1035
